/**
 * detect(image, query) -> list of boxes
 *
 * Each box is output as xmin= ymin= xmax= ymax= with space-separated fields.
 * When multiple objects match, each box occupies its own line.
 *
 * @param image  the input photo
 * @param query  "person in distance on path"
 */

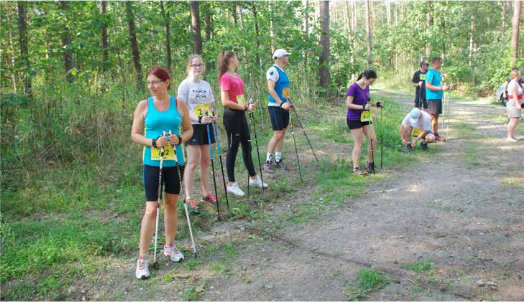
xmin=424 ymin=57 xmax=452 ymax=141
xmin=412 ymin=61 xmax=429 ymax=109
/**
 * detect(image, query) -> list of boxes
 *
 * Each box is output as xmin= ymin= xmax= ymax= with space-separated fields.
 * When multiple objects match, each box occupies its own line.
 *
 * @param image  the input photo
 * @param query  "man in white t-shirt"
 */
xmin=400 ymin=108 xmax=435 ymax=151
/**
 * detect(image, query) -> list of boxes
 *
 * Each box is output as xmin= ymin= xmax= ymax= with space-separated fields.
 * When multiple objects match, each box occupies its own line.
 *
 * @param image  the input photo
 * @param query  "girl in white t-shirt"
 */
xmin=506 ymin=68 xmax=523 ymax=142
xmin=177 ymin=55 xmax=218 ymax=207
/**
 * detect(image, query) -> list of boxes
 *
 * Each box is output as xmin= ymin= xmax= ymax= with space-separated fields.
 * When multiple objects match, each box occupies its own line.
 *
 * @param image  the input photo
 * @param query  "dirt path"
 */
xmin=199 ymin=91 xmax=524 ymax=300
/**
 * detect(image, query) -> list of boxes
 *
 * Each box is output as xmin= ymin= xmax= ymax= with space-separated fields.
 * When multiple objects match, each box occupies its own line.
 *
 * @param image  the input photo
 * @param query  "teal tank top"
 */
xmin=143 ymin=96 xmax=185 ymax=167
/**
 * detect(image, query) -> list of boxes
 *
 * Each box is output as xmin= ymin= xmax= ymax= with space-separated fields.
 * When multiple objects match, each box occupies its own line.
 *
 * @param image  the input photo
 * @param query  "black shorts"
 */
xmin=186 ymin=124 xmax=215 ymax=146
xmin=143 ymin=164 xmax=182 ymax=201
xmin=268 ymin=106 xmax=290 ymax=131
xmin=347 ymin=119 xmax=372 ymax=130
xmin=426 ymin=99 xmax=442 ymax=116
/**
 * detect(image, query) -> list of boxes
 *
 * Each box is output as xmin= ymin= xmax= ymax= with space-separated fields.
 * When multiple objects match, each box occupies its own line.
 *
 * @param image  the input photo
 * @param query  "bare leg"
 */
xmin=199 ymin=144 xmax=211 ymax=196
xmin=163 ymin=193 xmax=178 ymax=246
xmin=184 ymin=145 xmax=201 ymax=199
xmin=350 ymin=128 xmax=364 ymax=169
xmin=139 ymin=202 xmax=158 ymax=257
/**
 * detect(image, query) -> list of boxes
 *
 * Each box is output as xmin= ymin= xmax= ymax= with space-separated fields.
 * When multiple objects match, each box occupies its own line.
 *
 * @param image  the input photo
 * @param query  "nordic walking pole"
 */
xmin=248 ymin=98 xmax=265 ymax=193
xmin=204 ymin=112 xmax=221 ymax=220
xmin=290 ymin=118 xmax=303 ymax=182
xmin=211 ymin=108 xmax=229 ymax=210
xmin=169 ymin=130 xmax=197 ymax=258
xmin=152 ymin=132 xmax=166 ymax=269
xmin=379 ymin=102 xmax=384 ymax=171
xmin=288 ymin=99 xmax=320 ymax=167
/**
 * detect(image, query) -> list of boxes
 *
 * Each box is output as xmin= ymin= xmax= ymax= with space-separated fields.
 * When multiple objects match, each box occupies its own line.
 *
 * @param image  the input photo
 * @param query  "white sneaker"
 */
xmin=249 ymin=176 xmax=268 ymax=188
xmin=164 ymin=244 xmax=184 ymax=262
xmin=506 ymin=137 xmax=519 ymax=142
xmin=135 ymin=257 xmax=150 ymax=279
xmin=227 ymin=182 xmax=245 ymax=196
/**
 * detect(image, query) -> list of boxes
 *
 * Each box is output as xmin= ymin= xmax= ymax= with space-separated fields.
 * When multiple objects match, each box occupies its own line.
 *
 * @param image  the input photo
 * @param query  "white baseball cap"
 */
xmin=409 ymin=108 xmax=421 ymax=125
xmin=273 ymin=49 xmax=291 ymax=59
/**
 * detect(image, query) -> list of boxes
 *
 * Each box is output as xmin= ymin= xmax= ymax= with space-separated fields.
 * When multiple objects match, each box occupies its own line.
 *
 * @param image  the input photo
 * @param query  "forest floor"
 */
xmin=11 ymin=90 xmax=523 ymax=301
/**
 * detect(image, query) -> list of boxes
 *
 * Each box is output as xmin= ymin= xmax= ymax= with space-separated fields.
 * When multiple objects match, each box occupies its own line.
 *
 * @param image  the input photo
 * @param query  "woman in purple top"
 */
xmin=346 ymin=70 xmax=379 ymax=175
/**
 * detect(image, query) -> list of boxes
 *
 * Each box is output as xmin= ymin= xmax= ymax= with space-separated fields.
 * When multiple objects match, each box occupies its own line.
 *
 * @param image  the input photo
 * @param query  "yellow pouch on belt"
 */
xmin=194 ymin=103 xmax=211 ymax=118
xmin=151 ymin=145 xmax=176 ymax=161
xmin=282 ymin=88 xmax=290 ymax=99
xmin=411 ymin=128 xmax=423 ymax=137
xmin=237 ymin=94 xmax=246 ymax=106
xmin=360 ymin=110 xmax=372 ymax=122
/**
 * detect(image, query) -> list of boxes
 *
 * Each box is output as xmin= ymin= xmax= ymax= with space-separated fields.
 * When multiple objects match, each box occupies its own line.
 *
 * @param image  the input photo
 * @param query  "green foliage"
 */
xmin=402 ymin=260 xmax=436 ymax=273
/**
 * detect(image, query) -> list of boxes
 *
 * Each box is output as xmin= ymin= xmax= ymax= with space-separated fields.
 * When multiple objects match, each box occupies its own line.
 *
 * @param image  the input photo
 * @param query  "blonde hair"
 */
xmin=510 ymin=68 xmax=521 ymax=80
xmin=186 ymin=54 xmax=205 ymax=75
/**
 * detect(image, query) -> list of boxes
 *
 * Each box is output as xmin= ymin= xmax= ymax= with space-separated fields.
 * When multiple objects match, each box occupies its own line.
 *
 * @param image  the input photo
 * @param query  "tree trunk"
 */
xmin=125 ymin=1 xmax=142 ymax=87
xmin=426 ymin=1 xmax=432 ymax=58
xmin=302 ymin=0 xmax=309 ymax=72
xmin=511 ymin=0 xmax=521 ymax=64
xmin=204 ymin=3 xmax=212 ymax=41
xmin=365 ymin=0 xmax=372 ymax=67
xmin=502 ymin=0 xmax=507 ymax=40
xmin=101 ymin=1 xmax=109 ymax=73
xmin=160 ymin=1 xmax=172 ymax=71
xmin=318 ymin=1 xmax=330 ymax=88
xmin=17 ymin=1 xmax=31 ymax=96
xmin=386 ymin=0 xmax=391 ymax=25
xmin=232 ymin=2 xmax=238 ymax=25
xmin=468 ymin=9 xmax=475 ymax=67
xmin=59 ymin=1 xmax=73 ymax=82
xmin=251 ymin=2 xmax=261 ymax=67
xmin=353 ymin=0 xmax=357 ymax=30
xmin=269 ymin=1 xmax=275 ymax=53
xmin=190 ymin=1 xmax=202 ymax=54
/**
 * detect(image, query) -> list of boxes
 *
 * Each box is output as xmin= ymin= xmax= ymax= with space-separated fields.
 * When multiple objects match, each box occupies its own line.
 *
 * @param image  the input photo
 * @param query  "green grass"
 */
xmin=402 ymin=260 xmax=436 ymax=273
xmin=1 ymin=85 xmax=437 ymax=299
xmin=346 ymin=268 xmax=391 ymax=300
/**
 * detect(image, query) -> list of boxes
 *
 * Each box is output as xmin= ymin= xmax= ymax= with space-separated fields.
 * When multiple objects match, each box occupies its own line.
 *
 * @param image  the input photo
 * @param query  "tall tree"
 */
xmin=319 ymin=0 xmax=330 ymax=87
xmin=125 ymin=1 xmax=142 ymax=87
xmin=251 ymin=2 xmax=261 ymax=67
xmin=59 ymin=1 xmax=73 ymax=82
xmin=468 ymin=8 xmax=476 ymax=67
xmin=502 ymin=0 xmax=507 ymax=40
xmin=203 ymin=3 xmax=212 ymax=41
xmin=511 ymin=0 xmax=521 ymax=65
xmin=365 ymin=0 xmax=372 ymax=67
xmin=426 ymin=1 xmax=433 ymax=58
xmin=190 ymin=1 xmax=202 ymax=54
xmin=160 ymin=1 xmax=172 ymax=71
xmin=16 ymin=1 xmax=31 ymax=96
xmin=386 ymin=0 xmax=391 ymax=25
xmin=100 ymin=1 xmax=109 ymax=73
xmin=269 ymin=1 xmax=275 ymax=53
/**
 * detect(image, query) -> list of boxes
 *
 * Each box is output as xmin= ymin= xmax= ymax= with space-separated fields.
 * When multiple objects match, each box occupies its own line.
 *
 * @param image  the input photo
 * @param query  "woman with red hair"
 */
xmin=131 ymin=66 xmax=193 ymax=279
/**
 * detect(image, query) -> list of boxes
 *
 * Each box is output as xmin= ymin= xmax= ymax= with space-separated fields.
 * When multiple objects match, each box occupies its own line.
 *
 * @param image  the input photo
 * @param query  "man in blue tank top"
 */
xmin=264 ymin=49 xmax=292 ymax=173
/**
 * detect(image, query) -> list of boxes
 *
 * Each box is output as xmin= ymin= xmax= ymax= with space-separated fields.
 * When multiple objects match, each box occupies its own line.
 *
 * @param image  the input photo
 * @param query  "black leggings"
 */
xmin=223 ymin=108 xmax=256 ymax=182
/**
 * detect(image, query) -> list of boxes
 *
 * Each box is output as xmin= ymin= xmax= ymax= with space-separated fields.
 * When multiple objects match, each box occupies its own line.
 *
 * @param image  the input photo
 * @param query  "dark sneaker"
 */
xmin=406 ymin=144 xmax=413 ymax=152
xmin=353 ymin=167 xmax=368 ymax=175
xmin=274 ymin=160 xmax=289 ymax=171
xmin=201 ymin=193 xmax=217 ymax=205
xmin=366 ymin=162 xmax=375 ymax=174
xmin=420 ymin=141 xmax=428 ymax=150
xmin=263 ymin=161 xmax=275 ymax=174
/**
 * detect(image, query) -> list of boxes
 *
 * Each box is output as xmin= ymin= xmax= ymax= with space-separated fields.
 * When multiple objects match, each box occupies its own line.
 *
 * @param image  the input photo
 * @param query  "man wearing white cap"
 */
xmin=264 ymin=49 xmax=293 ymax=173
xmin=400 ymin=108 xmax=435 ymax=151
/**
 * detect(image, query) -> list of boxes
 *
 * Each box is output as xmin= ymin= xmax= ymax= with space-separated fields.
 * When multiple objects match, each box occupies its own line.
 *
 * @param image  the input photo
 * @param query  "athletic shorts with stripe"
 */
xmin=268 ymin=106 xmax=290 ymax=131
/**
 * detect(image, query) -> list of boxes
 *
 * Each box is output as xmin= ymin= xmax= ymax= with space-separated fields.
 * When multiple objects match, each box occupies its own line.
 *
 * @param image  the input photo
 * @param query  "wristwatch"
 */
xmin=198 ymin=116 xmax=202 ymax=124
xmin=175 ymin=134 xmax=182 ymax=145
xmin=152 ymin=138 xmax=157 ymax=148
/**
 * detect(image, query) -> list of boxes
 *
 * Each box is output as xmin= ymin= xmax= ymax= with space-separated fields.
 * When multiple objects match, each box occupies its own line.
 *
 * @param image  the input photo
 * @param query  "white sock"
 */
xmin=275 ymin=152 xmax=282 ymax=162
xmin=266 ymin=153 xmax=273 ymax=162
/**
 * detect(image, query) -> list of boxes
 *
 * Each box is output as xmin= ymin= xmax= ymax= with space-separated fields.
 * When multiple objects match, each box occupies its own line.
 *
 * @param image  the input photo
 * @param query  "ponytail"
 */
xmin=217 ymin=50 xmax=236 ymax=81
xmin=357 ymin=69 xmax=377 ymax=81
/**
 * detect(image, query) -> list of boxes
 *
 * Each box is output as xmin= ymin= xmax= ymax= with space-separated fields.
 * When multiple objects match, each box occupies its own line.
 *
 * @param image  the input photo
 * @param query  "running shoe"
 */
xmin=406 ymin=144 xmax=413 ymax=152
xmin=353 ymin=167 xmax=368 ymax=175
xmin=420 ymin=141 xmax=428 ymax=150
xmin=164 ymin=244 xmax=184 ymax=262
xmin=248 ymin=176 xmax=268 ymax=188
xmin=227 ymin=182 xmax=245 ymax=196
xmin=274 ymin=160 xmax=290 ymax=171
xmin=135 ymin=257 xmax=150 ymax=279
xmin=263 ymin=161 xmax=275 ymax=174
xmin=366 ymin=161 xmax=375 ymax=174
xmin=201 ymin=193 xmax=217 ymax=205
xmin=506 ymin=137 xmax=519 ymax=142
xmin=185 ymin=198 xmax=198 ymax=209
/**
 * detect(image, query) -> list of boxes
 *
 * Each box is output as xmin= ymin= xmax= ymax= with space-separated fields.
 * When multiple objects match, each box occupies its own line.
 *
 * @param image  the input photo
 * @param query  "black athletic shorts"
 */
xmin=268 ymin=106 xmax=290 ymax=131
xmin=426 ymin=99 xmax=442 ymax=116
xmin=347 ymin=119 xmax=372 ymax=130
xmin=143 ymin=164 xmax=182 ymax=201
xmin=186 ymin=123 xmax=215 ymax=146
